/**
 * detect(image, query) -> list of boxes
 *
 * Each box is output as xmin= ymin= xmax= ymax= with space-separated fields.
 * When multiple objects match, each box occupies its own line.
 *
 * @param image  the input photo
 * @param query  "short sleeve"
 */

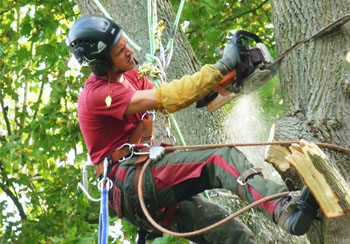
xmin=85 ymin=82 xmax=135 ymax=120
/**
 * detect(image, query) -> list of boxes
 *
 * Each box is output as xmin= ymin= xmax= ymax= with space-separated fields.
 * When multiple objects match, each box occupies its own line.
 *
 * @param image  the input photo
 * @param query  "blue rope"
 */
xmin=98 ymin=186 xmax=109 ymax=244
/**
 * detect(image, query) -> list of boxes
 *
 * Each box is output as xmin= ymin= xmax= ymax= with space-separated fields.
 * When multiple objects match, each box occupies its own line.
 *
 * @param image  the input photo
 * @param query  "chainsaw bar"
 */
xmin=206 ymin=14 xmax=350 ymax=112
xmin=264 ymin=14 xmax=350 ymax=77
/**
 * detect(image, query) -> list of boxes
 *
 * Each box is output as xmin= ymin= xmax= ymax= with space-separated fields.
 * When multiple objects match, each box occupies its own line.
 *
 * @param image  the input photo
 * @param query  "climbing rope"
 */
xmin=162 ymin=141 xmax=350 ymax=153
xmin=144 ymin=0 xmax=187 ymax=146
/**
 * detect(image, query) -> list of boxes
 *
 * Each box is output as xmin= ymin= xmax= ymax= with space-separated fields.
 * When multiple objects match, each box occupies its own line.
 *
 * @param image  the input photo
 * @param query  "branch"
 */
xmin=32 ymin=77 xmax=46 ymax=122
xmin=221 ymin=0 xmax=270 ymax=25
xmin=185 ymin=1 xmax=270 ymax=40
xmin=0 ymin=77 xmax=12 ymax=136
xmin=0 ymin=1 xmax=17 ymax=16
xmin=0 ymin=180 xmax=27 ymax=220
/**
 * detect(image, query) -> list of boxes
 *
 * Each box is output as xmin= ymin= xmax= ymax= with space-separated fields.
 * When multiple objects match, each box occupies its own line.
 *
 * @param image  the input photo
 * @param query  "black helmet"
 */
xmin=68 ymin=14 xmax=122 ymax=76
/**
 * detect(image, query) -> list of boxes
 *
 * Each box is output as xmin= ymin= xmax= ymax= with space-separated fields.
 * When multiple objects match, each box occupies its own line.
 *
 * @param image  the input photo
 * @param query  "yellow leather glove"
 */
xmin=156 ymin=64 xmax=223 ymax=113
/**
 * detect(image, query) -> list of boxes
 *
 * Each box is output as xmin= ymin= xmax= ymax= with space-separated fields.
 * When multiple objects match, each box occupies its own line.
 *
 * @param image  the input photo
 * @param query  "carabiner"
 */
xmin=116 ymin=143 xmax=135 ymax=162
xmin=161 ymin=127 xmax=177 ymax=144
xmin=141 ymin=110 xmax=156 ymax=121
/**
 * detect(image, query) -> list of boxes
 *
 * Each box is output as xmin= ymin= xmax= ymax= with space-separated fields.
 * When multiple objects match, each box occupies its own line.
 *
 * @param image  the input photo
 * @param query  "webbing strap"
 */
xmin=129 ymin=119 xmax=154 ymax=144
xmin=98 ymin=186 xmax=109 ymax=244
xmin=237 ymin=168 xmax=263 ymax=201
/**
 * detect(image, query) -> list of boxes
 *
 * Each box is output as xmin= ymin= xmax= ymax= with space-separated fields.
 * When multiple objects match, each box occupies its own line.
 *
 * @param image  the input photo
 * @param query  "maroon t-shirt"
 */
xmin=78 ymin=69 xmax=154 ymax=164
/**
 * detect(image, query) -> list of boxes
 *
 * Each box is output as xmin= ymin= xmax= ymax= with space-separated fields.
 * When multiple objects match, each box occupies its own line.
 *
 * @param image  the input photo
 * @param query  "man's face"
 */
xmin=110 ymin=35 xmax=135 ymax=72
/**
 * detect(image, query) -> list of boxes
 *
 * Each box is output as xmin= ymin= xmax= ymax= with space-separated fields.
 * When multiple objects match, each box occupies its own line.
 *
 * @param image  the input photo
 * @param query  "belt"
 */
xmin=96 ymin=146 xmax=130 ymax=178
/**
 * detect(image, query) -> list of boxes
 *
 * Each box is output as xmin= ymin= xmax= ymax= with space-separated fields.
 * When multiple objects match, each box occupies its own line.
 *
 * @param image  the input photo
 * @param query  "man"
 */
xmin=68 ymin=14 xmax=319 ymax=243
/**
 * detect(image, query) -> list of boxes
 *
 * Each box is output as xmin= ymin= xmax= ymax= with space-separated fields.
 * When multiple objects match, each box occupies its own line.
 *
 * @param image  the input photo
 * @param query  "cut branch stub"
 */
xmin=266 ymin=140 xmax=350 ymax=218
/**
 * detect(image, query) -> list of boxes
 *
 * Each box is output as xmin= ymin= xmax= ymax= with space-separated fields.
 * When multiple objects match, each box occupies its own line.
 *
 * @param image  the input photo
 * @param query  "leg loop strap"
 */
xmin=237 ymin=167 xmax=263 ymax=201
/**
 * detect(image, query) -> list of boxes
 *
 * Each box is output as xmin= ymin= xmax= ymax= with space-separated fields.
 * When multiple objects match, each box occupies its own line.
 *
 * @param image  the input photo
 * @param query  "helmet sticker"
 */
xmin=97 ymin=41 xmax=107 ymax=53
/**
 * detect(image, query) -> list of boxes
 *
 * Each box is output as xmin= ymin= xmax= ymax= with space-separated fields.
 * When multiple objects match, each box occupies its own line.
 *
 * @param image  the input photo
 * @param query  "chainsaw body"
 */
xmin=196 ymin=30 xmax=275 ymax=111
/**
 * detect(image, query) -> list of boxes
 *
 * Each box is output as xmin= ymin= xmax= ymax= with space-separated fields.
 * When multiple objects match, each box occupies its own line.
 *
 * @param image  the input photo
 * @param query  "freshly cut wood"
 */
xmin=207 ymin=93 xmax=239 ymax=112
xmin=266 ymin=140 xmax=350 ymax=218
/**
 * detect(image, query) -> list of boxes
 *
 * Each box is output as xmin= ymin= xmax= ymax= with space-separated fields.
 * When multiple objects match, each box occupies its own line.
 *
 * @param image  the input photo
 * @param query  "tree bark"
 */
xmin=270 ymin=0 xmax=350 ymax=243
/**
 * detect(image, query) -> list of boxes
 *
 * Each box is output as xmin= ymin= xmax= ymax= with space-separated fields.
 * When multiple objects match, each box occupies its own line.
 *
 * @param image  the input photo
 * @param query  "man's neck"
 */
xmin=110 ymin=71 xmax=123 ymax=82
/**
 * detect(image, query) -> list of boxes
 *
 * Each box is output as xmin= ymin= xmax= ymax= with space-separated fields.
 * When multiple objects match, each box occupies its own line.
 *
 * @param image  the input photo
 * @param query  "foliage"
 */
xmin=171 ymin=0 xmax=275 ymax=65
xmin=0 ymin=0 xmax=282 ymax=243
xmin=0 ymin=0 xmax=99 ymax=243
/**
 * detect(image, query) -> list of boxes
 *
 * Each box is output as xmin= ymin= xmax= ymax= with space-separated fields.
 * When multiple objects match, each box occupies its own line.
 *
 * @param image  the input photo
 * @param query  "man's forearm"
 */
xmin=155 ymin=65 xmax=223 ymax=113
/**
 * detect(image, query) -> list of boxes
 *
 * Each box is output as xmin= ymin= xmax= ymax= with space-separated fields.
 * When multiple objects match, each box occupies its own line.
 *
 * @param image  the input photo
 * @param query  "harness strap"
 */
xmin=161 ymin=203 xmax=180 ymax=227
xmin=237 ymin=167 xmax=263 ymax=201
xmin=134 ymin=164 xmax=145 ymax=195
xmin=96 ymin=119 xmax=154 ymax=177
xmin=96 ymin=147 xmax=130 ymax=177
xmin=134 ymin=161 xmax=179 ymax=227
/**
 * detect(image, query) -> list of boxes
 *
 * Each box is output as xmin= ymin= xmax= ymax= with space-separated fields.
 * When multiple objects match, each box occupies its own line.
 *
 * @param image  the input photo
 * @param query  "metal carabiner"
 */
xmin=141 ymin=110 xmax=156 ymax=121
xmin=116 ymin=143 xmax=135 ymax=162
xmin=97 ymin=178 xmax=113 ymax=191
xmin=161 ymin=127 xmax=177 ymax=144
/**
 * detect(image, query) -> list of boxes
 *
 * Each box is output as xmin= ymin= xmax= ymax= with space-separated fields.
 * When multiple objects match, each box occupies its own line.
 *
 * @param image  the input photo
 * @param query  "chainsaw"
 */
xmin=196 ymin=15 xmax=350 ymax=112
xmin=196 ymin=30 xmax=275 ymax=111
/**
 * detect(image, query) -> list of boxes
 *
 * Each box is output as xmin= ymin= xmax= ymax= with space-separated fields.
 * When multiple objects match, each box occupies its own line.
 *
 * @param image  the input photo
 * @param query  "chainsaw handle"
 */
xmin=231 ymin=30 xmax=263 ymax=45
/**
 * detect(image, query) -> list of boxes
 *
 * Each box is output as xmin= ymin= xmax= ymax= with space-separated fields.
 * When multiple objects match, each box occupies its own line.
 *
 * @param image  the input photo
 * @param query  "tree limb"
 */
xmin=0 ymin=1 xmax=17 ymax=16
xmin=0 ymin=181 xmax=27 ymax=220
xmin=0 ymin=81 xmax=12 ymax=137
xmin=32 ymin=80 xmax=45 ymax=121
xmin=221 ymin=0 xmax=270 ymax=25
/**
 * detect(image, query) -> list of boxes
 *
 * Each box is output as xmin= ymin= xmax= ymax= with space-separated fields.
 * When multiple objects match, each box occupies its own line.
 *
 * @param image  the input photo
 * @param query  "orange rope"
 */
xmin=164 ymin=141 xmax=350 ymax=153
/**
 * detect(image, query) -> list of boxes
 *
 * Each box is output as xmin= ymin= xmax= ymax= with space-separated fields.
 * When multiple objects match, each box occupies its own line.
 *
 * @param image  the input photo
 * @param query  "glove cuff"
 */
xmin=214 ymin=61 xmax=229 ymax=76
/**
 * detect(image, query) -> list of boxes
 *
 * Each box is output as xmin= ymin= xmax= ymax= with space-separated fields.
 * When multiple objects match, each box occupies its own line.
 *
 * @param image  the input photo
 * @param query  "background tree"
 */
xmin=269 ymin=1 xmax=350 ymax=243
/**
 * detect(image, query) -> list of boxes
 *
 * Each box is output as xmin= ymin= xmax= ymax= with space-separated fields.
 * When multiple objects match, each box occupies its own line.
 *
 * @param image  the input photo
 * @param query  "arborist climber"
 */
xmin=68 ymin=14 xmax=319 ymax=244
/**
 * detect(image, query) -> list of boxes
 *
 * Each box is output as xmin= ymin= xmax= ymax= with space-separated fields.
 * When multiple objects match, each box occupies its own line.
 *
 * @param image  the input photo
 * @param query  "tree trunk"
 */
xmin=270 ymin=1 xmax=350 ymax=243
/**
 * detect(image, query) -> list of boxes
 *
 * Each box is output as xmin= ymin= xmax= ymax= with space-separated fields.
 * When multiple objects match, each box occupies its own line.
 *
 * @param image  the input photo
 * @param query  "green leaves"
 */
xmin=172 ymin=0 xmax=275 ymax=64
xmin=0 ymin=0 xmax=96 ymax=243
